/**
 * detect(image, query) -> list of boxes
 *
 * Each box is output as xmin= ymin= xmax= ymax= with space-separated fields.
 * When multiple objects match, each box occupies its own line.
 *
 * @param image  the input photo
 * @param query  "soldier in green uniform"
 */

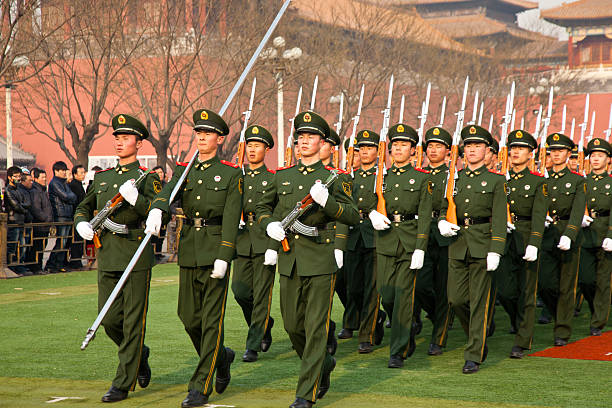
xmin=568 ymin=146 xmax=579 ymax=173
xmin=145 ymin=109 xmax=242 ymax=407
xmin=538 ymin=132 xmax=586 ymax=347
xmin=414 ymin=126 xmax=453 ymax=356
xmin=257 ymin=111 xmax=359 ymax=408
xmin=438 ymin=125 xmax=507 ymax=374
xmin=344 ymin=137 xmax=360 ymax=171
xmin=486 ymin=138 xmax=499 ymax=170
xmin=579 ymin=138 xmax=612 ymax=336
xmin=232 ymin=125 xmax=277 ymax=362
xmin=497 ymin=130 xmax=548 ymax=359
xmin=369 ymin=123 xmax=433 ymax=368
xmin=74 ymin=114 xmax=160 ymax=402
xmin=343 ymin=129 xmax=386 ymax=353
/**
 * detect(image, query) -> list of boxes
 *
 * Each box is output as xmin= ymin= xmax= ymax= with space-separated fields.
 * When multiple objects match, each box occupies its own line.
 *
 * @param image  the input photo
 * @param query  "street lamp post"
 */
xmin=5 ymin=83 xmax=14 ymax=168
xmin=261 ymin=36 xmax=302 ymax=166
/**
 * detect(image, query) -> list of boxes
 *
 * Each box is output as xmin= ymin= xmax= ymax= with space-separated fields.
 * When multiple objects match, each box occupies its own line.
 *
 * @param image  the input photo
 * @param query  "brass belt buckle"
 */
xmin=247 ymin=213 xmax=255 ymax=222
xmin=552 ymin=215 xmax=560 ymax=224
xmin=193 ymin=218 xmax=203 ymax=228
xmin=511 ymin=214 xmax=517 ymax=223
xmin=590 ymin=210 xmax=598 ymax=218
xmin=393 ymin=214 xmax=402 ymax=223
xmin=463 ymin=218 xmax=471 ymax=226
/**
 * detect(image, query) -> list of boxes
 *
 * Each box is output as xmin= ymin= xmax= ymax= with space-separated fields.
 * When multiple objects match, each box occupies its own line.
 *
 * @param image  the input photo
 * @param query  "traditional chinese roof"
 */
xmin=541 ymin=0 xmax=612 ymax=25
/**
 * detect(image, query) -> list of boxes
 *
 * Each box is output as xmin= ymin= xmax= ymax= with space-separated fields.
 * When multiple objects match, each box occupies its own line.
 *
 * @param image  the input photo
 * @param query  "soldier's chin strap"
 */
xmin=80 ymin=0 xmax=294 ymax=351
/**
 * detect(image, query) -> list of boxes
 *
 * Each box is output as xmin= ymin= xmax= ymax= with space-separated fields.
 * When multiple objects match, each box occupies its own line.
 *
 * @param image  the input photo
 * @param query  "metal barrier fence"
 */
xmin=0 ymin=212 xmax=182 ymax=279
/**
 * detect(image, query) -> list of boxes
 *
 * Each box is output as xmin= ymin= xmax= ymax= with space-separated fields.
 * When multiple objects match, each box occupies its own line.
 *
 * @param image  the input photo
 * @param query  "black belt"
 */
xmin=590 ymin=209 xmax=610 ymax=218
xmin=183 ymin=216 xmax=222 ymax=227
xmin=551 ymin=214 xmax=570 ymax=223
xmin=390 ymin=213 xmax=417 ymax=223
xmin=458 ymin=216 xmax=490 ymax=226
xmin=511 ymin=214 xmax=532 ymax=222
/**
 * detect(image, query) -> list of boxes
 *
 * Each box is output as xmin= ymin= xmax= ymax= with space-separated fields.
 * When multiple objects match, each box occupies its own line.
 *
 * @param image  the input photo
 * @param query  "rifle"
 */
xmin=478 ymin=101 xmax=484 ymax=126
xmin=333 ymin=92 xmax=344 ymax=168
xmin=80 ymin=0 xmax=293 ymax=351
xmin=415 ymin=82 xmax=431 ymax=168
xmin=237 ymin=77 xmax=257 ymax=173
xmin=577 ymin=94 xmax=589 ymax=175
xmin=399 ymin=94 xmax=405 ymax=123
xmin=536 ymin=106 xmax=547 ymax=175
xmin=488 ymin=114 xmax=494 ymax=132
xmin=605 ymin=103 xmax=612 ymax=142
xmin=279 ymin=170 xmax=339 ymax=252
xmin=310 ymin=75 xmax=318 ymax=111
xmin=375 ymin=76 xmax=394 ymax=216
xmin=90 ymin=169 xmax=148 ymax=249
xmin=498 ymin=82 xmax=515 ymax=175
xmin=346 ymin=84 xmax=365 ymax=175
xmin=468 ymin=90 xmax=479 ymax=125
xmin=439 ymin=96 xmax=446 ymax=126
xmin=584 ymin=110 xmax=596 ymax=174
xmin=285 ymin=86 xmax=302 ymax=167
xmin=445 ymin=76 xmax=469 ymax=225
xmin=561 ymin=104 xmax=567 ymax=134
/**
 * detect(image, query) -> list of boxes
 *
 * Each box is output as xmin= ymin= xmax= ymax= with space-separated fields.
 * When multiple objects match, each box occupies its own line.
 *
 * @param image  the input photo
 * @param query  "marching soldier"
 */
xmin=344 ymin=137 xmax=360 ymax=171
xmin=568 ymin=146 xmax=579 ymax=173
xmin=414 ymin=126 xmax=453 ymax=356
xmin=232 ymin=125 xmax=277 ymax=362
xmin=438 ymin=125 xmax=507 ymax=374
xmin=485 ymin=138 xmax=499 ymax=170
xmin=498 ymin=130 xmax=548 ymax=359
xmin=538 ymin=133 xmax=585 ymax=347
xmin=145 ymin=109 xmax=242 ymax=407
xmin=74 ymin=114 xmax=160 ymax=402
xmin=344 ymin=129 xmax=387 ymax=353
xmin=369 ymin=124 xmax=433 ymax=368
xmin=257 ymin=111 xmax=359 ymax=408
xmin=579 ymin=138 xmax=612 ymax=336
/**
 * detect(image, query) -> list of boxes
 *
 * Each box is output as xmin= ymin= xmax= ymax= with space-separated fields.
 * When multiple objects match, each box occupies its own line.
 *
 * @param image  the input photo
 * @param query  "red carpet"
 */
xmin=529 ymin=331 xmax=612 ymax=361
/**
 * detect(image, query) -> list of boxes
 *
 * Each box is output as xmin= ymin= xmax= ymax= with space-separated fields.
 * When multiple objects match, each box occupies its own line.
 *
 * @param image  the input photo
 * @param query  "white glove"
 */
xmin=486 ymin=252 xmax=501 ymax=271
xmin=334 ymin=249 xmax=344 ymax=269
xmin=76 ymin=221 xmax=94 ymax=240
xmin=507 ymin=222 xmax=516 ymax=233
xmin=602 ymin=238 xmax=612 ymax=252
xmin=266 ymin=221 xmax=286 ymax=242
xmin=544 ymin=215 xmax=553 ymax=228
xmin=264 ymin=249 xmax=278 ymax=265
xmin=239 ymin=218 xmax=246 ymax=229
xmin=310 ymin=181 xmax=329 ymax=207
xmin=410 ymin=249 xmax=425 ymax=270
xmin=523 ymin=245 xmax=538 ymax=262
xmin=369 ymin=210 xmax=391 ymax=231
xmin=119 ymin=179 xmax=139 ymax=206
xmin=438 ymin=220 xmax=460 ymax=237
xmin=581 ymin=215 xmax=593 ymax=228
xmin=557 ymin=235 xmax=571 ymax=251
xmin=145 ymin=208 xmax=163 ymax=236
xmin=210 ymin=259 xmax=228 ymax=279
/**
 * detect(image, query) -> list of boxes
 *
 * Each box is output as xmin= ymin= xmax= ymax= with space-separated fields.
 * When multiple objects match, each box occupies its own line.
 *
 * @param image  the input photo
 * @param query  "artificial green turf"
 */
xmin=0 ymin=264 xmax=610 ymax=407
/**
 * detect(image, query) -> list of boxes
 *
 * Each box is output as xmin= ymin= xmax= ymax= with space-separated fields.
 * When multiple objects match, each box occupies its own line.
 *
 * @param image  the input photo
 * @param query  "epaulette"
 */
xmin=276 ymin=164 xmax=295 ymax=171
xmin=488 ymin=169 xmax=503 ymax=176
xmin=324 ymin=165 xmax=348 ymax=174
xmin=267 ymin=168 xmax=276 ymax=174
xmin=530 ymin=171 xmax=544 ymax=177
xmin=96 ymin=167 xmax=113 ymax=173
xmin=415 ymin=168 xmax=430 ymax=174
xmin=221 ymin=160 xmax=239 ymax=168
xmin=176 ymin=161 xmax=188 ymax=167
xmin=139 ymin=166 xmax=149 ymax=172
xmin=570 ymin=170 xmax=583 ymax=177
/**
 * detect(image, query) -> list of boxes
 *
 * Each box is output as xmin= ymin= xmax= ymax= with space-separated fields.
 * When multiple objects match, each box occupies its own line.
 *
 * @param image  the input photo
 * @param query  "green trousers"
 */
xmin=539 ymin=242 xmax=580 ymax=341
xmin=98 ymin=268 xmax=151 ymax=391
xmin=232 ymin=252 xmax=275 ymax=351
xmin=377 ymin=242 xmax=417 ymax=358
xmin=497 ymin=251 xmax=539 ymax=349
xmin=415 ymin=240 xmax=451 ymax=347
xmin=344 ymin=237 xmax=381 ymax=343
xmin=447 ymin=252 xmax=492 ymax=363
xmin=579 ymin=246 xmax=612 ymax=330
xmin=178 ymin=266 xmax=230 ymax=396
xmin=280 ymin=269 xmax=336 ymax=403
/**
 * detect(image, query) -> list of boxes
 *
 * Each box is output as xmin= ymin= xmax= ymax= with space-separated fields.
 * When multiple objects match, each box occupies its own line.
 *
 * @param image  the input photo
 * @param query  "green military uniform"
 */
xmin=343 ymin=130 xmax=385 ymax=350
xmin=439 ymin=125 xmax=507 ymax=369
xmin=497 ymin=130 xmax=548 ymax=355
xmin=414 ymin=126 xmax=453 ymax=355
xmin=74 ymin=114 xmax=160 ymax=395
xmin=256 ymin=111 xmax=359 ymax=405
xmin=232 ymin=125 xmax=277 ymax=358
xmin=376 ymin=124 xmax=433 ymax=365
xmin=579 ymin=138 xmax=612 ymax=335
xmin=151 ymin=109 xmax=242 ymax=399
xmin=539 ymin=132 xmax=586 ymax=344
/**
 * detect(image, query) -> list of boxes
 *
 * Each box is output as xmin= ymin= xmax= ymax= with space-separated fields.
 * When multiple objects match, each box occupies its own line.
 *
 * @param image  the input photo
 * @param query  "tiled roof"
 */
xmin=541 ymin=0 xmax=612 ymax=21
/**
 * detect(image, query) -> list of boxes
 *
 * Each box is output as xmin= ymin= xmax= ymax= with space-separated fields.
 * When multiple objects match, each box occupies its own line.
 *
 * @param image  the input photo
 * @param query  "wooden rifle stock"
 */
xmin=445 ymin=145 xmax=459 ymax=225
xmin=346 ymin=145 xmax=355 ymax=172
xmin=376 ymin=140 xmax=387 ymax=216
xmin=92 ymin=192 xmax=125 ymax=249
xmin=280 ymin=195 xmax=315 ymax=252
xmin=415 ymin=145 xmax=424 ymax=169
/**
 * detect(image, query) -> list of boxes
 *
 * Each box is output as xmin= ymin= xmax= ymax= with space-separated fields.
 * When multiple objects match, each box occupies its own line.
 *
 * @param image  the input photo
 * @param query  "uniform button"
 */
xmin=295 ymin=235 xmax=299 ymax=239
xmin=249 ymin=222 xmax=253 ymax=226
xmin=552 ymin=198 xmax=556 ymax=202
xmin=552 ymin=210 xmax=557 ymax=214
xmin=198 ymin=180 xmax=203 ymax=184
xmin=467 ymin=185 xmax=471 ymax=189
xmin=248 ymin=186 xmax=252 ymax=189
xmin=299 ymin=185 xmax=303 ymax=189
xmin=303 ymin=171 xmax=308 ymax=175
xmin=553 ymin=186 xmax=557 ymax=189
xmin=197 ymin=195 xmax=201 ymax=200
xmin=395 ymin=223 xmax=399 ymax=227
xmin=395 ymin=184 xmax=399 ymax=187
xmin=360 ymin=185 xmax=364 ymax=189
xmin=113 ymin=184 xmax=117 ymax=188
xmin=118 ymin=171 xmax=122 ymax=175
xmin=394 ymin=211 xmax=398 ymax=214
xmin=394 ymin=197 xmax=398 ymax=200
xmin=593 ymin=187 xmax=597 ymax=190
xmin=196 ymin=227 xmax=201 ymax=231
xmin=326 ymin=239 xmax=330 ymax=243
xmin=359 ymin=197 xmax=363 ymax=201
xmin=592 ymin=198 xmax=596 ymax=202
xmin=510 ymin=200 xmax=515 ymax=204
xmin=112 ymin=232 xmax=116 ymax=235
xmin=195 ymin=212 xmax=200 ymax=216
xmin=360 ymin=220 xmax=363 ymax=223
xmin=248 ymin=199 xmax=252 ymax=203
xmin=214 ymin=187 xmax=218 ymax=191
xmin=524 ymin=195 xmax=528 ymax=198
xmin=464 ymin=213 xmax=468 ymax=217
xmin=251 ymin=174 xmax=255 ymax=178
xmin=512 ymin=187 xmax=516 ymax=191
xmin=282 ymin=192 xmax=286 ymax=195
xmin=465 ymin=199 xmax=469 ymax=203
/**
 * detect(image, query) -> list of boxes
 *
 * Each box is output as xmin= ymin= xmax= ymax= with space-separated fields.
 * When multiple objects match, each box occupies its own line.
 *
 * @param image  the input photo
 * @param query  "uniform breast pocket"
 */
xmin=96 ymin=184 xmax=110 ymax=206
xmin=563 ymin=183 xmax=576 ymax=199
xmin=206 ymin=181 xmax=229 ymax=206
xmin=478 ymin=184 xmax=495 ymax=206
xmin=278 ymin=184 xmax=294 ymax=203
